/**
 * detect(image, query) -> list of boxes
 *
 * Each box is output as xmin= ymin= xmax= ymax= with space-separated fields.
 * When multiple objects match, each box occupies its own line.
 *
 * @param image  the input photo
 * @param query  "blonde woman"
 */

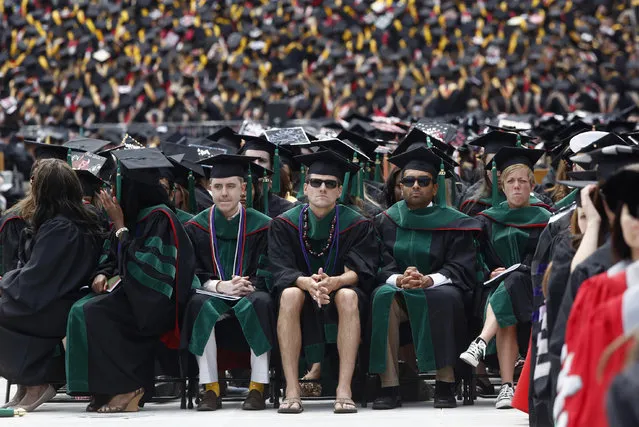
xmin=459 ymin=147 xmax=551 ymax=409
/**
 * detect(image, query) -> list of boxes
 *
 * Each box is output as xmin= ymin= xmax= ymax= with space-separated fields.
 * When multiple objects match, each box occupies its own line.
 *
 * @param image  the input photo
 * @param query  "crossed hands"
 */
xmin=307 ymin=267 xmax=337 ymax=307
xmin=218 ymin=275 xmax=255 ymax=297
xmin=396 ymin=267 xmax=434 ymax=289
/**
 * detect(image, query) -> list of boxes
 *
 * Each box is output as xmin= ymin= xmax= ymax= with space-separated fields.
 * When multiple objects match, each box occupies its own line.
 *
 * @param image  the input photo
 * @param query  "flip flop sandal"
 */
xmin=277 ymin=397 xmax=304 ymax=414
xmin=334 ymin=398 xmax=358 ymax=414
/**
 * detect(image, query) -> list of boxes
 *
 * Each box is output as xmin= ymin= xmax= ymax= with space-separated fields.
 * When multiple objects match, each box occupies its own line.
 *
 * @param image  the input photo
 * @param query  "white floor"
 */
xmin=1 ymin=379 xmax=528 ymax=427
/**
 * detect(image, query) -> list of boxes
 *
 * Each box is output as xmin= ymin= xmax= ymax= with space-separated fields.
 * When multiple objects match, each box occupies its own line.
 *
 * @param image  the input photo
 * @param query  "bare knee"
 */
xmin=279 ymin=287 xmax=305 ymax=314
xmin=335 ymin=288 xmax=359 ymax=314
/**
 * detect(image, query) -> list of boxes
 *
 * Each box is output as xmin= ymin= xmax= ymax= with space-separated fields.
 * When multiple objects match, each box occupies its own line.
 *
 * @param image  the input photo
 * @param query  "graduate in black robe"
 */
xmin=269 ymin=150 xmax=378 ymax=414
xmin=65 ymin=148 xmax=196 ymax=413
xmin=0 ymin=159 xmax=102 ymax=411
xmin=180 ymin=155 xmax=275 ymax=411
xmin=368 ymin=147 xmax=481 ymax=409
xmin=459 ymin=147 xmax=551 ymax=410
xmin=0 ymin=209 xmax=28 ymax=276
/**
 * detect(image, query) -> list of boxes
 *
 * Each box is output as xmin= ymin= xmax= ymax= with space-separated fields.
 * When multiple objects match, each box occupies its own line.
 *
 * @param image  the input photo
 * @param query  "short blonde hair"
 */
xmin=500 ymin=164 xmax=535 ymax=191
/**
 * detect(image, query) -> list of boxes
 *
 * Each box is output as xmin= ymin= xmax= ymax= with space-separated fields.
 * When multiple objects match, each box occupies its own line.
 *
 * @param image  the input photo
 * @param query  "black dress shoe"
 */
xmin=433 ymin=381 xmax=457 ymax=408
xmin=242 ymin=389 xmax=266 ymax=410
xmin=197 ymin=390 xmax=222 ymax=411
xmin=372 ymin=387 xmax=401 ymax=410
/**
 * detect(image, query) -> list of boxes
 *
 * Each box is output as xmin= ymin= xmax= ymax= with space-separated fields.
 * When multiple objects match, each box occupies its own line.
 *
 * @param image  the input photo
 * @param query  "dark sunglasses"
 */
xmin=308 ymin=178 xmax=339 ymax=189
xmin=401 ymin=176 xmax=433 ymax=187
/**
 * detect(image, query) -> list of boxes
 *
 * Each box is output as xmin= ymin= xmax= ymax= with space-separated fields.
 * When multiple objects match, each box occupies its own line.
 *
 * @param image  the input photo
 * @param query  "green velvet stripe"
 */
xmin=403 ymin=289 xmax=436 ymax=372
xmin=488 ymin=282 xmax=517 ymax=328
xmin=127 ymin=261 xmax=174 ymax=298
xmin=369 ymin=284 xmax=399 ymax=373
xmin=554 ymin=189 xmax=578 ymax=210
xmin=134 ymin=251 xmax=176 ymax=278
xmin=65 ymin=293 xmax=96 ymax=393
xmin=143 ymin=236 xmax=178 ymax=259
xmin=233 ymin=297 xmax=272 ymax=356
xmin=188 ymin=297 xmax=233 ymax=356
xmin=385 ymin=201 xmax=479 ymax=231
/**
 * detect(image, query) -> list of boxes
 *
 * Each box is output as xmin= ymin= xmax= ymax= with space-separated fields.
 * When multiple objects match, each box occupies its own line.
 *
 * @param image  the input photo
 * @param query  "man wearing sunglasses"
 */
xmin=368 ymin=146 xmax=481 ymax=409
xmin=268 ymin=150 xmax=379 ymax=414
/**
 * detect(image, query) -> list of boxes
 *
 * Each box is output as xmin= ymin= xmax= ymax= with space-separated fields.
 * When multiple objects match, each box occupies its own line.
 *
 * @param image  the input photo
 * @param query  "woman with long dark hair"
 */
xmin=65 ymin=148 xmax=196 ymax=413
xmin=0 ymin=159 xmax=103 ymax=411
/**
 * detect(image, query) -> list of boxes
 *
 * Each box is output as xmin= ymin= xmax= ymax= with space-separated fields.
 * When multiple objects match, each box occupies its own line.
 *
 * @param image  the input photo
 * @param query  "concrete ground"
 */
xmin=1 ymin=379 xmax=528 ymax=427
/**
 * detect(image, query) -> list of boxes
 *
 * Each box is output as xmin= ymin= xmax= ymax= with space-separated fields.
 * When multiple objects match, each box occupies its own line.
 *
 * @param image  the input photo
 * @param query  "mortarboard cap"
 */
xmin=313 ymin=138 xmax=370 ymax=162
xmin=204 ymin=127 xmax=243 ymax=153
xmin=112 ymin=148 xmax=173 ymax=185
xmin=487 ymin=147 xmax=545 ymax=172
xmin=26 ymin=140 xmax=72 ymax=161
xmin=64 ymin=138 xmax=113 ymax=154
xmin=600 ymin=164 xmax=639 ymax=216
xmin=570 ymin=145 xmax=639 ymax=184
xmin=556 ymin=170 xmax=598 ymax=189
xmin=199 ymin=154 xmax=257 ymax=179
xmin=337 ymin=129 xmax=379 ymax=159
xmin=469 ymin=130 xmax=532 ymax=154
xmin=295 ymin=150 xmax=360 ymax=182
xmin=389 ymin=146 xmax=455 ymax=178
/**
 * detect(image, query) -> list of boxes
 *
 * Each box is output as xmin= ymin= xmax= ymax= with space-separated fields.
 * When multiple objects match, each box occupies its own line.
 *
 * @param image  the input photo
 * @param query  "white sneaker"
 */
xmin=459 ymin=338 xmax=486 ymax=367
xmin=495 ymin=383 xmax=514 ymax=409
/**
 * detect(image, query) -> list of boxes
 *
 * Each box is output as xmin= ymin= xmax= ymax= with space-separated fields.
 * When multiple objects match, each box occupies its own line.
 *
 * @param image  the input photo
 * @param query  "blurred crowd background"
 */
xmin=1 ymin=0 xmax=638 ymax=132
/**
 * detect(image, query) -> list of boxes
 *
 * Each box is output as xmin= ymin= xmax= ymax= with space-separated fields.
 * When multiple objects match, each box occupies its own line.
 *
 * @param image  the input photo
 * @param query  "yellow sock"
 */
xmin=249 ymin=381 xmax=264 ymax=394
xmin=204 ymin=382 xmax=220 ymax=395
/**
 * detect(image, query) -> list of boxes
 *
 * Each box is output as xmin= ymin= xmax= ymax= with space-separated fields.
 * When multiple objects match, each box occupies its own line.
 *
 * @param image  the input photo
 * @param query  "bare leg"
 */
xmin=399 ymin=345 xmax=418 ymax=373
xmin=495 ymin=325 xmax=518 ymax=384
xmin=334 ymin=289 xmax=360 ymax=405
xmin=277 ymin=287 xmax=305 ymax=399
xmin=478 ymin=303 xmax=500 ymax=344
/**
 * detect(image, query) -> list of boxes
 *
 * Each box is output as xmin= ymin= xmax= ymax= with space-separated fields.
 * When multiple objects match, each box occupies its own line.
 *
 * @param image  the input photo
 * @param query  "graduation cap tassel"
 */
xmin=437 ymin=160 xmax=447 ymax=206
xmin=66 ymin=148 xmax=72 ymax=167
xmin=262 ymin=170 xmax=269 ymax=215
xmin=374 ymin=153 xmax=382 ymax=183
xmin=296 ymin=165 xmax=306 ymax=200
xmin=350 ymin=154 xmax=359 ymax=197
xmin=491 ymin=160 xmax=498 ymax=207
xmin=116 ymin=161 xmax=122 ymax=204
xmin=340 ymin=172 xmax=351 ymax=203
xmin=188 ymin=171 xmax=196 ymax=214
xmin=246 ymin=167 xmax=253 ymax=208
xmin=358 ymin=162 xmax=365 ymax=199
xmin=272 ymin=147 xmax=281 ymax=194
xmin=516 ymin=134 xmax=522 ymax=148
xmin=426 ymin=136 xmax=433 ymax=148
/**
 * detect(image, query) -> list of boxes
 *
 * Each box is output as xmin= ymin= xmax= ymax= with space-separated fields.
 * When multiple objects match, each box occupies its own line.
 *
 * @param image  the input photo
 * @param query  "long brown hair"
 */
xmin=6 ymin=160 xmax=43 ymax=222
xmin=546 ymin=159 xmax=570 ymax=203
xmin=31 ymin=159 xmax=103 ymax=236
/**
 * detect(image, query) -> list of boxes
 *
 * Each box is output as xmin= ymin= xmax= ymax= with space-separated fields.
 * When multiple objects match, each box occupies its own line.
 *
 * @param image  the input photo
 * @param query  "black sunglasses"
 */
xmin=308 ymin=178 xmax=339 ymax=189
xmin=401 ymin=176 xmax=433 ymax=187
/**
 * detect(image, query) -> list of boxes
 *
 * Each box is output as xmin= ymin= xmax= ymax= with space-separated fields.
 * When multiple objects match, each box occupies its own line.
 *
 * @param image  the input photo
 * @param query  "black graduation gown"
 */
xmin=0 ymin=213 xmax=27 ymax=276
xmin=0 ymin=216 xmax=100 ymax=385
xmin=548 ymin=239 xmax=613 ymax=409
xmin=268 ymin=204 xmax=379 ymax=364
xmin=607 ymin=362 xmax=639 ymax=427
xmin=66 ymin=205 xmax=196 ymax=395
xmin=267 ymin=193 xmax=296 ymax=219
xmin=369 ymin=202 xmax=481 ymax=374
xmin=180 ymin=207 xmax=275 ymax=358
xmin=195 ymin=185 xmax=213 ymax=213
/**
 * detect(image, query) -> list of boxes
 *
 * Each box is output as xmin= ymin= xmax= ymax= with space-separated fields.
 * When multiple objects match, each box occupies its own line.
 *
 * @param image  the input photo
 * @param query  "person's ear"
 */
xmin=432 ymin=183 xmax=438 ymax=197
xmin=303 ymin=182 xmax=308 ymax=196
xmin=242 ymin=181 xmax=247 ymax=192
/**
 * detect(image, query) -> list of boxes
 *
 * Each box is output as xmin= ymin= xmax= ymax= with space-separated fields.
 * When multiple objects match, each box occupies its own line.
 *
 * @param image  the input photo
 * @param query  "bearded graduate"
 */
xmin=180 ymin=155 xmax=275 ymax=411
xmin=269 ymin=150 xmax=378 ymax=414
xmin=459 ymin=147 xmax=551 ymax=409
xmin=0 ymin=159 xmax=103 ymax=412
xmin=65 ymin=148 xmax=196 ymax=413
xmin=369 ymin=147 xmax=481 ymax=410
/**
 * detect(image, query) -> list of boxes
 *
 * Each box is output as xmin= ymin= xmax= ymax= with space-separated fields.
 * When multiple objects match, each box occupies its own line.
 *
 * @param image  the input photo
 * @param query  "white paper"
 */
xmin=195 ymin=288 xmax=241 ymax=301
xmin=483 ymin=263 xmax=522 ymax=286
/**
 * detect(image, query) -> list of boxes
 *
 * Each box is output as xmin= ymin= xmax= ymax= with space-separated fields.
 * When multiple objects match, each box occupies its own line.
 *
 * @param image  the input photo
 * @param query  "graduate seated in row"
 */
xmin=180 ymin=155 xmax=275 ymax=411
xmin=459 ymin=147 xmax=551 ymax=409
xmin=269 ymin=150 xmax=379 ymax=414
xmin=65 ymin=148 xmax=196 ymax=413
xmin=0 ymin=159 xmax=103 ymax=411
xmin=369 ymin=146 xmax=481 ymax=409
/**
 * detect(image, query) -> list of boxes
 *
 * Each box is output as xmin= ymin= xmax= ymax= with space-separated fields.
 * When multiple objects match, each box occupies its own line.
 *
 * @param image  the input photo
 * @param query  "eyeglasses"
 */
xmin=400 ymin=176 xmax=433 ymax=187
xmin=308 ymin=178 xmax=339 ymax=189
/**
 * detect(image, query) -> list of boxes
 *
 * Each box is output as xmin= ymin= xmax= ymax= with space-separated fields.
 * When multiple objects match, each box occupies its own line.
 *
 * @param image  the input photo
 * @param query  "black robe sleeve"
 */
xmin=0 ymin=216 xmax=26 ymax=276
xmin=433 ymin=230 xmax=478 ymax=293
xmin=92 ymin=230 xmax=119 ymax=280
xmin=0 ymin=217 xmax=99 ymax=317
xmin=340 ymin=220 xmax=379 ymax=295
xmin=268 ymin=217 xmax=304 ymax=294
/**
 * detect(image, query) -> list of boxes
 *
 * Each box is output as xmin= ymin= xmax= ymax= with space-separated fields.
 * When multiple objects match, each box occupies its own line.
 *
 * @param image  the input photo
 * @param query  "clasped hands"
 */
xmin=395 ymin=266 xmax=434 ymax=289
xmin=304 ymin=267 xmax=338 ymax=307
xmin=215 ymin=275 xmax=255 ymax=297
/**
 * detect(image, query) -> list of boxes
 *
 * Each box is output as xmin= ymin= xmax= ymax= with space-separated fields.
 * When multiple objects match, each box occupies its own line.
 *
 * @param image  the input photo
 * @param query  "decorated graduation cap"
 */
xmin=112 ymin=148 xmax=173 ymax=202
xmin=63 ymin=138 xmax=113 ymax=154
xmin=570 ymin=145 xmax=639 ymax=185
xmin=600 ymin=164 xmax=639 ymax=216
xmin=569 ymin=132 xmax=626 ymax=156
xmin=469 ymin=130 xmax=534 ymax=154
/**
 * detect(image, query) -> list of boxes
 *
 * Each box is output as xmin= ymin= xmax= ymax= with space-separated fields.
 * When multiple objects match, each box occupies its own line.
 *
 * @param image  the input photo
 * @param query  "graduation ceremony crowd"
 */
xmin=2 ymin=0 xmax=639 ymax=130
xmin=0 ymin=109 xmax=637 ymax=427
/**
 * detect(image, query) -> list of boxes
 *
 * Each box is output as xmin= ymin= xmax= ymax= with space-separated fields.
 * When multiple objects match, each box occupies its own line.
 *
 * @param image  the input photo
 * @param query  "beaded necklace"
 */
xmin=298 ymin=204 xmax=340 ymax=275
